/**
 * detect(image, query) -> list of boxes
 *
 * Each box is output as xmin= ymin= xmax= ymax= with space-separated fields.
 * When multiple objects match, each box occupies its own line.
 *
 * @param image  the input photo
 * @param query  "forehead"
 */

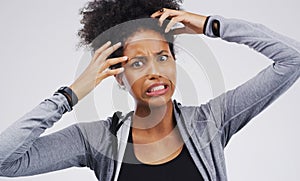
xmin=124 ymin=30 xmax=169 ymax=55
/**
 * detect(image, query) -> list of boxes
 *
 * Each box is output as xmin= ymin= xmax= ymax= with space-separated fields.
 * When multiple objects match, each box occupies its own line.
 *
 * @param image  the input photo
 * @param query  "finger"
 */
xmin=95 ymin=42 xmax=122 ymax=63
xmin=151 ymin=8 xmax=179 ymax=18
xmin=158 ymin=10 xmax=182 ymax=27
xmin=102 ymin=42 xmax=122 ymax=59
xmin=92 ymin=41 xmax=112 ymax=61
xmin=100 ymin=56 xmax=128 ymax=72
xmin=158 ymin=12 xmax=172 ymax=26
xmin=165 ymin=17 xmax=183 ymax=33
xmin=97 ymin=67 xmax=125 ymax=82
xmin=151 ymin=8 xmax=166 ymax=18
xmin=170 ymin=27 xmax=187 ymax=35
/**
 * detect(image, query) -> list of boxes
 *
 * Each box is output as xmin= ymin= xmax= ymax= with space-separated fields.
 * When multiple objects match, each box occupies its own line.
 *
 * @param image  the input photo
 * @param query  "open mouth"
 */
xmin=146 ymin=84 xmax=169 ymax=96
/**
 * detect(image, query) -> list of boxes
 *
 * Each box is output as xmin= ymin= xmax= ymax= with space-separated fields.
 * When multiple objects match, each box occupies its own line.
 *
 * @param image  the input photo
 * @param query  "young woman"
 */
xmin=0 ymin=0 xmax=299 ymax=180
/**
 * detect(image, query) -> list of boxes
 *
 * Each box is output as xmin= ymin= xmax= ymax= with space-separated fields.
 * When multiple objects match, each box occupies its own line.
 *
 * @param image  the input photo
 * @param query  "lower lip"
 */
xmin=146 ymin=86 xmax=169 ymax=97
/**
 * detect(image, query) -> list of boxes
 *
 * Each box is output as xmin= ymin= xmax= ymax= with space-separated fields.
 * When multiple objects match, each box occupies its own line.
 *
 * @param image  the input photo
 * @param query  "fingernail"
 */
xmin=119 ymin=67 xmax=125 ymax=72
xmin=123 ymin=56 xmax=128 ymax=60
xmin=107 ymin=41 xmax=111 ymax=45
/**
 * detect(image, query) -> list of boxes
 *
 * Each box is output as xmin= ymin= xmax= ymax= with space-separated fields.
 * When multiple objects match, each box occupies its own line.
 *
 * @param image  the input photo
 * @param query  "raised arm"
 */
xmin=0 ymin=40 xmax=127 ymax=177
xmin=0 ymin=94 xmax=88 ymax=176
xmin=151 ymin=9 xmax=300 ymax=147
xmin=204 ymin=15 xmax=300 ymax=146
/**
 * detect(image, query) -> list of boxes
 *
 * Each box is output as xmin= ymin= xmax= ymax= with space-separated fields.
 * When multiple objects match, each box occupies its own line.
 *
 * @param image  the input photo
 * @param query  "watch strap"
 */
xmin=56 ymin=86 xmax=78 ymax=108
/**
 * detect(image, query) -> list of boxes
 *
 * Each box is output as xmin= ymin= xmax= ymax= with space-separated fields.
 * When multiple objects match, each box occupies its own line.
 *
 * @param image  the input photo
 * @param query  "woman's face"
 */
xmin=118 ymin=29 xmax=176 ymax=107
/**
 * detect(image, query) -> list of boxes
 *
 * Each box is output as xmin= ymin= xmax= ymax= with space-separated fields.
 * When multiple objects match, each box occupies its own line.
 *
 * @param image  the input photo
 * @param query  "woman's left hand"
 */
xmin=151 ymin=8 xmax=208 ymax=34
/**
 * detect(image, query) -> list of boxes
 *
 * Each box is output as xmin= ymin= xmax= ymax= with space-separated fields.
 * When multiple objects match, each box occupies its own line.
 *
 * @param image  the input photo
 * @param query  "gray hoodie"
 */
xmin=0 ymin=15 xmax=299 ymax=181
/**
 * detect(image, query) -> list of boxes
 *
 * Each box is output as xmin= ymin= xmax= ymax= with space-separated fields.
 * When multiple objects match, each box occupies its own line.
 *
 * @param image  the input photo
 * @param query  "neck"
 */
xmin=133 ymin=100 xmax=174 ymax=135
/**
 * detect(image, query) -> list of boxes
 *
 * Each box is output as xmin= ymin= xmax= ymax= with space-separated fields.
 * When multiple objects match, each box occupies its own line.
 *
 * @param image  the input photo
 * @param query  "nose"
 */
xmin=146 ymin=59 xmax=161 ymax=78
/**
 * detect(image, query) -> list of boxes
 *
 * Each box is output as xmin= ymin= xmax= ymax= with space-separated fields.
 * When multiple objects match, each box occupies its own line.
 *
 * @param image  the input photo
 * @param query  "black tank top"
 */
xmin=118 ymin=128 xmax=204 ymax=181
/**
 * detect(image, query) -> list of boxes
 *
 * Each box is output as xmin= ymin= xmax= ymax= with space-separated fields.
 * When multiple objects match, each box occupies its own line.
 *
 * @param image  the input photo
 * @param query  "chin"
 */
xmin=144 ymin=96 xmax=173 ymax=108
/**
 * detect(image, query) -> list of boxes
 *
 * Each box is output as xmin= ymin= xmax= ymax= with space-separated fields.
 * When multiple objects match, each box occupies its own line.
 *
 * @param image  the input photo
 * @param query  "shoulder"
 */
xmin=73 ymin=111 xmax=132 ymax=140
xmin=174 ymin=99 xmax=222 ymax=130
xmin=73 ymin=117 xmax=112 ymax=138
xmin=174 ymin=100 xmax=213 ymax=120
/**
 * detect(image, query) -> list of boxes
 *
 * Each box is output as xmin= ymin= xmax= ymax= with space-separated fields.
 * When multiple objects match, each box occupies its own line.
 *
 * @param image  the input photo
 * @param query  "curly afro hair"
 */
xmin=78 ymin=0 xmax=182 ymax=47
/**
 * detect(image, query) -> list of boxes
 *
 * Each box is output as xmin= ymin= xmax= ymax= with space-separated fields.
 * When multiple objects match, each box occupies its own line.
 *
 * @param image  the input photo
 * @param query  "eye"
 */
xmin=158 ymin=55 xmax=169 ymax=62
xmin=132 ymin=61 xmax=144 ymax=68
xmin=130 ymin=57 xmax=146 ymax=68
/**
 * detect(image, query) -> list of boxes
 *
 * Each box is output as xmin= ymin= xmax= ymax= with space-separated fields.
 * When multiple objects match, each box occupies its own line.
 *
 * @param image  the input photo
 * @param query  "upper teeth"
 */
xmin=150 ymin=85 xmax=165 ymax=92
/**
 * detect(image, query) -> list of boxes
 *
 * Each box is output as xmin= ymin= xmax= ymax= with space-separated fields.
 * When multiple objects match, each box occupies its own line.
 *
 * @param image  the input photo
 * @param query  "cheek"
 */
xmin=122 ymin=74 xmax=145 ymax=98
xmin=123 ymin=71 xmax=141 ymax=89
xmin=162 ymin=62 xmax=177 ymax=85
xmin=122 ymin=71 xmax=146 ymax=98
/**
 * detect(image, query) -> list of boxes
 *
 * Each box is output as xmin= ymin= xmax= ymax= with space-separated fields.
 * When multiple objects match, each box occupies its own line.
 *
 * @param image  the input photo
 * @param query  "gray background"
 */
xmin=0 ymin=0 xmax=299 ymax=180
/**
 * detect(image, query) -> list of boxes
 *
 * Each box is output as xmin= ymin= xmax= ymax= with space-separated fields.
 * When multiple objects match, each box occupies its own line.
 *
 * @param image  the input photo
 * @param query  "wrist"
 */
xmin=199 ymin=15 xmax=209 ymax=34
xmin=69 ymin=83 xmax=87 ymax=101
xmin=203 ymin=16 xmax=210 ymax=35
xmin=203 ymin=15 xmax=221 ymax=37
xmin=56 ymin=86 xmax=79 ymax=109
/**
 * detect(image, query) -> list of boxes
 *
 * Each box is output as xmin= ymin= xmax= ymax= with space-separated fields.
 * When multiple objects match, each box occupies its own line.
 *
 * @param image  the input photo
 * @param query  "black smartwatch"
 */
xmin=56 ymin=86 xmax=78 ymax=108
xmin=203 ymin=16 xmax=220 ymax=37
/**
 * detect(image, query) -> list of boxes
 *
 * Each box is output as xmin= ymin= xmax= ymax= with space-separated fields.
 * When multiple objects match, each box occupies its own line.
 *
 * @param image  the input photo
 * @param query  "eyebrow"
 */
xmin=128 ymin=50 xmax=170 ymax=61
xmin=156 ymin=50 xmax=169 ymax=55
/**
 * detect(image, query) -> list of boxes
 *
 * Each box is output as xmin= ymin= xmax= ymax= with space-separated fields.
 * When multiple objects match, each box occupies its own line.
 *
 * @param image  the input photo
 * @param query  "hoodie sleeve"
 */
xmin=0 ymin=93 xmax=88 ymax=177
xmin=204 ymin=16 xmax=300 ymax=147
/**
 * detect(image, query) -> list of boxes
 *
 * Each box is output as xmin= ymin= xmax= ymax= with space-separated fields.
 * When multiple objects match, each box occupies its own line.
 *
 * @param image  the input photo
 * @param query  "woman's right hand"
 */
xmin=69 ymin=41 xmax=128 ymax=101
